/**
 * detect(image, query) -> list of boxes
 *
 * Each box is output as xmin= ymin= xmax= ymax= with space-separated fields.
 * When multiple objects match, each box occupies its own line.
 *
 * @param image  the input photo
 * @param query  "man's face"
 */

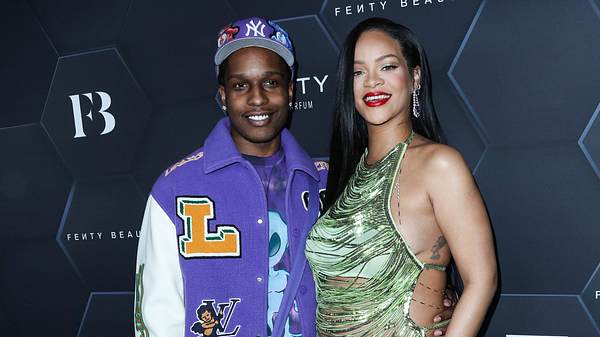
xmin=218 ymin=47 xmax=293 ymax=156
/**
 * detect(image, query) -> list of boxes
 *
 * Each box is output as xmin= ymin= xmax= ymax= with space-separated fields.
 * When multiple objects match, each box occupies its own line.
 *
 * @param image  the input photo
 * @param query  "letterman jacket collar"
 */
xmin=203 ymin=117 xmax=320 ymax=182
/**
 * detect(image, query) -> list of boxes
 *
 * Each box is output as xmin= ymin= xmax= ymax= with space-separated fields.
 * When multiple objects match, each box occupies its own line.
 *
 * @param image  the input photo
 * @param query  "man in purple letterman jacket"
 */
xmin=134 ymin=17 xmax=327 ymax=337
xmin=134 ymin=17 xmax=453 ymax=337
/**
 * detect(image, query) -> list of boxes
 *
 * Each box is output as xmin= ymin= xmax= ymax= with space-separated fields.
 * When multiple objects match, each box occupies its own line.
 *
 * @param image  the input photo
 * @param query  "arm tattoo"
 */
xmin=430 ymin=236 xmax=447 ymax=260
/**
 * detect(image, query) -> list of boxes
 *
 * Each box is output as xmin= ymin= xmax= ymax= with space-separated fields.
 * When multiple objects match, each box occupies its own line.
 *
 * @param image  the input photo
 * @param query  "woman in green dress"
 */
xmin=305 ymin=18 xmax=497 ymax=337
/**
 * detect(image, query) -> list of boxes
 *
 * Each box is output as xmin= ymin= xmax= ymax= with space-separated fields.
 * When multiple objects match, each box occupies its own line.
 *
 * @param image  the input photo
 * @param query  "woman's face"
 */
xmin=353 ymin=29 xmax=419 ymax=126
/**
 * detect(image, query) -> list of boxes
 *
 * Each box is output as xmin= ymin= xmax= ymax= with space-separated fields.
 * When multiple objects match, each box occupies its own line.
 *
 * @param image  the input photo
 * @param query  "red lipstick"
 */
xmin=363 ymin=91 xmax=391 ymax=107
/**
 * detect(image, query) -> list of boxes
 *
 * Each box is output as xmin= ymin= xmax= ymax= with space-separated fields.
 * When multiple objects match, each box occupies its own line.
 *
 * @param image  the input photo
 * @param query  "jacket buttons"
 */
xmin=256 ymin=276 xmax=263 ymax=283
xmin=292 ymin=228 xmax=300 ymax=238
xmin=299 ymin=285 xmax=307 ymax=294
xmin=257 ymin=218 xmax=263 ymax=224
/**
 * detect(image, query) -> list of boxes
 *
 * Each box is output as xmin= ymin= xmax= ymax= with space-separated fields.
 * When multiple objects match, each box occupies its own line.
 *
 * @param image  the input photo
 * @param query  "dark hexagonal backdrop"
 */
xmin=1 ymin=0 xmax=600 ymax=336
xmin=41 ymin=48 xmax=151 ymax=179
xmin=275 ymin=15 xmax=338 ymax=157
xmin=452 ymin=0 xmax=600 ymax=296
xmin=57 ymin=175 xmax=145 ymax=290
xmin=581 ymin=102 xmax=600 ymax=181
xmin=485 ymin=295 xmax=599 ymax=337
xmin=0 ymin=125 xmax=71 ymax=243
xmin=28 ymin=0 xmax=132 ymax=54
xmin=77 ymin=292 xmax=134 ymax=337
xmin=0 ymin=0 xmax=56 ymax=128
xmin=582 ymin=263 xmax=600 ymax=334
xmin=118 ymin=1 xmax=234 ymax=105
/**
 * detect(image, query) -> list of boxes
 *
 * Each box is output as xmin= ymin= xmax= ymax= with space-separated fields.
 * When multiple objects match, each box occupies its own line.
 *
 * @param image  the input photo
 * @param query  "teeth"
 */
xmin=365 ymin=94 xmax=390 ymax=102
xmin=248 ymin=114 xmax=269 ymax=121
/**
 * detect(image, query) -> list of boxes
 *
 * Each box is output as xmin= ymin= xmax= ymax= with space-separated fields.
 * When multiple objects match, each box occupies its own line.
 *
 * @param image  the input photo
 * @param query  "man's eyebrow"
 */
xmin=226 ymin=73 xmax=244 ymax=81
xmin=354 ymin=54 xmax=401 ymax=64
xmin=263 ymin=71 xmax=286 ymax=77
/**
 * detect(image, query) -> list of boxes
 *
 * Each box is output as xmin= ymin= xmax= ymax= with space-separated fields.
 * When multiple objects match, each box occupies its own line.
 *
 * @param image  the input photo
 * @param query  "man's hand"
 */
xmin=432 ymin=287 xmax=458 ymax=336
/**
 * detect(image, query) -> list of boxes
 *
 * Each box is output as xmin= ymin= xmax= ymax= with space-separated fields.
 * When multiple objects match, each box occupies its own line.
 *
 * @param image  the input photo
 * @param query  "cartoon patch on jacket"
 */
xmin=190 ymin=298 xmax=241 ymax=337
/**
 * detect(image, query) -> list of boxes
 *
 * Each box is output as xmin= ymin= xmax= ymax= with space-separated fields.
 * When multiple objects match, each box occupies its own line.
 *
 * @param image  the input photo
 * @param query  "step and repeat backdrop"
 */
xmin=1 ymin=0 xmax=600 ymax=336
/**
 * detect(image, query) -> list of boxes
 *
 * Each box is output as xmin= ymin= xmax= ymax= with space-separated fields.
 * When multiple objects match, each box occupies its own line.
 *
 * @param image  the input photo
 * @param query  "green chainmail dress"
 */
xmin=305 ymin=131 xmax=450 ymax=337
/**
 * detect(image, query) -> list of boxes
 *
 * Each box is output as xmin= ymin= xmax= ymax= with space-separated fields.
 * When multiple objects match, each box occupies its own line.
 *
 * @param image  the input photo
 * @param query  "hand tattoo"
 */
xmin=430 ymin=236 xmax=447 ymax=260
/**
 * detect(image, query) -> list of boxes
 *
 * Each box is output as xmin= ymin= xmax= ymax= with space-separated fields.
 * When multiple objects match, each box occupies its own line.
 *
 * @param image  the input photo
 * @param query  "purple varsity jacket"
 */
xmin=134 ymin=117 xmax=328 ymax=337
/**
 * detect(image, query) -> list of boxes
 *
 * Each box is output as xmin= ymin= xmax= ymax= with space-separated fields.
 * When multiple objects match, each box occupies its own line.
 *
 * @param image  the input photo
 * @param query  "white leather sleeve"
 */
xmin=134 ymin=195 xmax=184 ymax=337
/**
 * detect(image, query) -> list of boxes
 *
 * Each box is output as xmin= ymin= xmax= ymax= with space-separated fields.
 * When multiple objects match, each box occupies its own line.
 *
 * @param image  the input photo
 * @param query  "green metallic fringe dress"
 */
xmin=305 ymin=131 xmax=450 ymax=337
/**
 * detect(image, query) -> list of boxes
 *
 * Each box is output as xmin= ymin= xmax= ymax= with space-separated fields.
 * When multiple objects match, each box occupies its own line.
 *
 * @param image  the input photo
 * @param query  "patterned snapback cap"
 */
xmin=214 ymin=17 xmax=295 ymax=75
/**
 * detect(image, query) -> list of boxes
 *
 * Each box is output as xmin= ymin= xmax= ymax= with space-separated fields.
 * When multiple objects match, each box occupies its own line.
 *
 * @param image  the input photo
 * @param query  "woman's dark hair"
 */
xmin=324 ymin=17 xmax=462 ymax=296
xmin=324 ymin=17 xmax=446 ymax=211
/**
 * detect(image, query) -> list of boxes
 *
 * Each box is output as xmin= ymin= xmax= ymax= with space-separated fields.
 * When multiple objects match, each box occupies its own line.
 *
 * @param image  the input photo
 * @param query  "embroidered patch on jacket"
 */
xmin=134 ymin=264 xmax=150 ymax=337
xmin=190 ymin=298 xmax=241 ymax=337
xmin=314 ymin=160 xmax=329 ymax=171
xmin=164 ymin=152 xmax=204 ymax=176
xmin=177 ymin=196 xmax=241 ymax=258
xmin=301 ymin=188 xmax=326 ymax=214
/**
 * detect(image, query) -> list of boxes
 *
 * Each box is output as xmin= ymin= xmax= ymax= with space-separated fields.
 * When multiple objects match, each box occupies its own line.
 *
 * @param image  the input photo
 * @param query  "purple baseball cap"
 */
xmin=214 ymin=17 xmax=295 ymax=74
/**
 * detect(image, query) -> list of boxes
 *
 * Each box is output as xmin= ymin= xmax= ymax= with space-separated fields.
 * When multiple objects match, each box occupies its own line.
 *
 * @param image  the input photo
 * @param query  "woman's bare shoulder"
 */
xmin=411 ymin=136 xmax=467 ymax=172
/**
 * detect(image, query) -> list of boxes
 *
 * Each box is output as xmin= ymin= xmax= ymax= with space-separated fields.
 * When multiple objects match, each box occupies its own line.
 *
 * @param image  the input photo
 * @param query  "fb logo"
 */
xmin=245 ymin=19 xmax=265 ymax=37
xmin=69 ymin=91 xmax=115 ymax=138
